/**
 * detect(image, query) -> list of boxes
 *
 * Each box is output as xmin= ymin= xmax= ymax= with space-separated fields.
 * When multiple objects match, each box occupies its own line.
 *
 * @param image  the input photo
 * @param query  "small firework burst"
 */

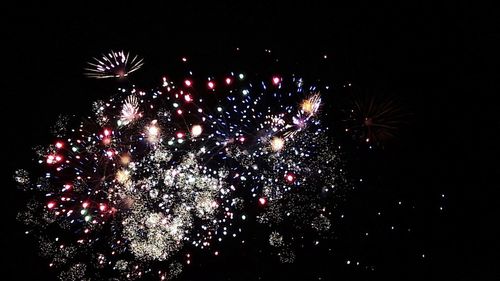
xmin=120 ymin=95 xmax=141 ymax=125
xmin=270 ymin=136 xmax=285 ymax=152
xmin=300 ymin=93 xmax=322 ymax=117
xmin=85 ymin=50 xmax=144 ymax=79
xmin=344 ymin=93 xmax=408 ymax=146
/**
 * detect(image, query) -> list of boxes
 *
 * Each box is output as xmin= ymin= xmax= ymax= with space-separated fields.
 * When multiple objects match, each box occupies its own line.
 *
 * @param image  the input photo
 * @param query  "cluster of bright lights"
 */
xmin=15 ymin=55 xmax=349 ymax=280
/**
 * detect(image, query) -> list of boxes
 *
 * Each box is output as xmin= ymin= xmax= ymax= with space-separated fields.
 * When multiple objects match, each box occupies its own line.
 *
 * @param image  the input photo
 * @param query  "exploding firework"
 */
xmin=85 ymin=50 xmax=144 ymax=79
xmin=344 ymin=93 xmax=408 ymax=146
xmin=16 ymin=53 xmax=350 ymax=280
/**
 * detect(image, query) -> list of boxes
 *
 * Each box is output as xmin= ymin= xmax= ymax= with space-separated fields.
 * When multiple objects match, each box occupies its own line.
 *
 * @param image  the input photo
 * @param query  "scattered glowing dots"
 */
xmin=191 ymin=125 xmax=203 ymax=137
xmin=46 ymin=155 xmax=55 ymax=164
xmin=270 ymin=137 xmax=285 ymax=151
xmin=19 ymin=67 xmax=338 ymax=279
xmin=46 ymin=154 xmax=63 ymax=164
xmin=106 ymin=150 xmax=115 ymax=158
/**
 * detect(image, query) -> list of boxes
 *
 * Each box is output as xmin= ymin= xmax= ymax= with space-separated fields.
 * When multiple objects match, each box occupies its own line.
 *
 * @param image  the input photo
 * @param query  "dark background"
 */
xmin=2 ymin=3 xmax=496 ymax=281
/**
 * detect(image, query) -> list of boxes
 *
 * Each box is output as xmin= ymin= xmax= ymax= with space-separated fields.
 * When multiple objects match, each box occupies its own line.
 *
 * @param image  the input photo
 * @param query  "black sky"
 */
xmin=2 ymin=3 xmax=495 ymax=281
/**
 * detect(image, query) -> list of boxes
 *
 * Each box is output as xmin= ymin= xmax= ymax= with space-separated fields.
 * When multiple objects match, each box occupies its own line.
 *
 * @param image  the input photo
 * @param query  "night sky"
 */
xmin=2 ymin=3 xmax=495 ymax=281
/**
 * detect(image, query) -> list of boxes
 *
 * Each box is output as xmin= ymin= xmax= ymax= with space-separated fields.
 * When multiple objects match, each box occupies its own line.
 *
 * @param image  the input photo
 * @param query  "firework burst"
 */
xmin=344 ymin=93 xmax=408 ymax=146
xmin=85 ymin=50 xmax=144 ymax=79
xmin=16 ymin=53 xmax=351 ymax=280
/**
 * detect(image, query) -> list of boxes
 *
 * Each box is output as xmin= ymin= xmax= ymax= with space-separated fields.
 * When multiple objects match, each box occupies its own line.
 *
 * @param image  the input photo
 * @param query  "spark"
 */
xmin=191 ymin=125 xmax=203 ymax=137
xmin=270 ymin=137 xmax=285 ymax=152
xmin=272 ymin=76 xmax=281 ymax=85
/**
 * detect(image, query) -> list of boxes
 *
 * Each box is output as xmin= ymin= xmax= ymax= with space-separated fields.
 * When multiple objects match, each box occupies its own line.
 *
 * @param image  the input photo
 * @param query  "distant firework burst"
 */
xmin=344 ymin=93 xmax=408 ymax=147
xmin=85 ymin=50 xmax=144 ymax=79
xmin=15 ymin=53 xmax=351 ymax=280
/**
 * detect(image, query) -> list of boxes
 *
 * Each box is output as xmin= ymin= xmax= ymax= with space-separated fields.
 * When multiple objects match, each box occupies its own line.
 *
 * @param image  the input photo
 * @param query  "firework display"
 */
xmin=85 ymin=50 xmax=144 ymax=79
xmin=343 ymin=93 xmax=408 ymax=147
xmin=15 ymin=53 xmax=351 ymax=280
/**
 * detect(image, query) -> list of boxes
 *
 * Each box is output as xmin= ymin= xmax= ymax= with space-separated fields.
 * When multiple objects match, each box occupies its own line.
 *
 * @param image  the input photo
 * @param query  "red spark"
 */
xmin=272 ymin=76 xmax=281 ymax=85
